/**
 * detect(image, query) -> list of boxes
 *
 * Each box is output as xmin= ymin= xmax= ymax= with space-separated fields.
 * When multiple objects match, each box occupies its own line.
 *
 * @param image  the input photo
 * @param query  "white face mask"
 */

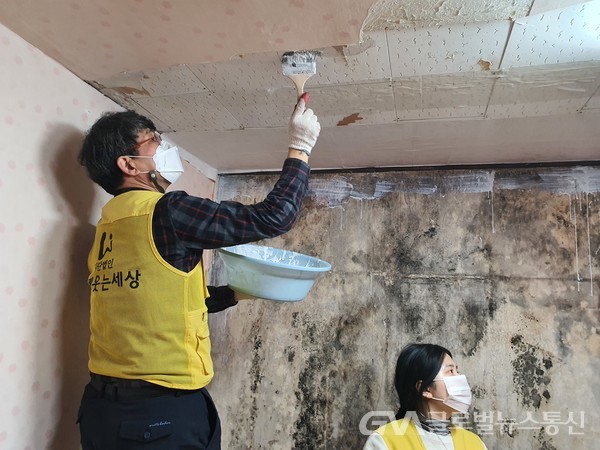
xmin=430 ymin=374 xmax=473 ymax=414
xmin=152 ymin=141 xmax=184 ymax=184
xmin=128 ymin=140 xmax=184 ymax=184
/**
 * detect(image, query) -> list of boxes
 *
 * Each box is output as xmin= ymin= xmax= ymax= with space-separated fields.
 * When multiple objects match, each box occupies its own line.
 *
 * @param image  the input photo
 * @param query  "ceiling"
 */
xmin=1 ymin=0 xmax=599 ymax=175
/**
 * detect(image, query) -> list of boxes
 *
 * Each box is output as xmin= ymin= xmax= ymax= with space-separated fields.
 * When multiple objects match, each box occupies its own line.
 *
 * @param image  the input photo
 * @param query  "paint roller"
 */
xmin=281 ymin=51 xmax=320 ymax=105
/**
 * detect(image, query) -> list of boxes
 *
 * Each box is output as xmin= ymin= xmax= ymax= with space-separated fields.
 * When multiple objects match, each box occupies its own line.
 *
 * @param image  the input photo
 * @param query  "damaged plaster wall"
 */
xmin=207 ymin=165 xmax=599 ymax=450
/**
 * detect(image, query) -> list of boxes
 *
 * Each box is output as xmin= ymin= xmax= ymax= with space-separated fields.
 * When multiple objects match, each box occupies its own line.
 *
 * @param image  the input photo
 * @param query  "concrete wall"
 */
xmin=208 ymin=166 xmax=599 ymax=450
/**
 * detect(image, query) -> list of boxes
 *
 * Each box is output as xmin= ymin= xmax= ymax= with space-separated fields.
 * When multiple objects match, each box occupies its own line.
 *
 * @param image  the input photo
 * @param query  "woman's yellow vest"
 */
xmin=87 ymin=191 xmax=211 ymax=389
xmin=376 ymin=418 xmax=485 ymax=450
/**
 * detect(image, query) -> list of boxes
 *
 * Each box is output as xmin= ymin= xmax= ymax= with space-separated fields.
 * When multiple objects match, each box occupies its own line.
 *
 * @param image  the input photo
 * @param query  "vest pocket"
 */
xmin=188 ymin=309 xmax=213 ymax=377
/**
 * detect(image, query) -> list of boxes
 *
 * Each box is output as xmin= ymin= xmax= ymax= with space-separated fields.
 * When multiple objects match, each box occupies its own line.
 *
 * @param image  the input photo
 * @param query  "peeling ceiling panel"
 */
xmin=386 ymin=21 xmax=511 ymax=77
xmin=135 ymin=93 xmax=241 ymax=132
xmin=307 ymin=82 xmax=397 ymax=127
xmin=1 ymin=0 xmax=599 ymax=172
xmin=363 ymin=0 xmax=532 ymax=31
xmin=310 ymin=32 xmax=391 ymax=85
xmin=501 ymin=1 xmax=600 ymax=68
xmin=0 ymin=0 xmax=374 ymax=80
xmin=96 ymin=66 xmax=209 ymax=99
xmin=395 ymin=72 xmax=494 ymax=120
xmin=487 ymin=61 xmax=600 ymax=118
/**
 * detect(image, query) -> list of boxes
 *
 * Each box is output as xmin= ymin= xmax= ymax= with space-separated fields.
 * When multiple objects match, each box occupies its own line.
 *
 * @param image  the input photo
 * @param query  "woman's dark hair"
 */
xmin=394 ymin=343 xmax=452 ymax=419
xmin=79 ymin=110 xmax=155 ymax=195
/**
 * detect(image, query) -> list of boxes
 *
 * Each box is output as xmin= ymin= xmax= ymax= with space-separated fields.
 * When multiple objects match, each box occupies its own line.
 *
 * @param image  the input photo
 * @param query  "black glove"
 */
xmin=206 ymin=286 xmax=238 ymax=313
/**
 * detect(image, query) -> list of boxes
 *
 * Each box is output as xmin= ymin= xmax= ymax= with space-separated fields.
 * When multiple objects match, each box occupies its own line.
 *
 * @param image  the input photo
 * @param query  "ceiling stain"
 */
xmin=478 ymin=59 xmax=492 ymax=71
xmin=112 ymin=86 xmax=151 ymax=97
xmin=337 ymin=113 xmax=364 ymax=126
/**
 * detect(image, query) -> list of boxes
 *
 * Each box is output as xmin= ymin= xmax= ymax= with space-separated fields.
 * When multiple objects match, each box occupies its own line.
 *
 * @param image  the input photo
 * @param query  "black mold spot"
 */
xmin=250 ymin=333 xmax=264 ymax=394
xmin=293 ymin=353 xmax=333 ymax=450
xmin=458 ymin=301 xmax=489 ymax=356
xmin=292 ymin=308 xmax=378 ymax=449
xmin=501 ymin=418 xmax=517 ymax=438
xmin=287 ymin=348 xmax=295 ymax=363
xmin=488 ymin=295 xmax=498 ymax=319
xmin=394 ymin=239 xmax=422 ymax=273
xmin=423 ymin=225 xmax=437 ymax=238
xmin=537 ymin=428 xmax=557 ymax=450
xmin=510 ymin=335 xmax=553 ymax=409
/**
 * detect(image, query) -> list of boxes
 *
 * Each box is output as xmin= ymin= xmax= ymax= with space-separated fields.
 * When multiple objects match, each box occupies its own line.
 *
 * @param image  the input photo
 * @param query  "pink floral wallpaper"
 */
xmin=0 ymin=22 xmax=215 ymax=449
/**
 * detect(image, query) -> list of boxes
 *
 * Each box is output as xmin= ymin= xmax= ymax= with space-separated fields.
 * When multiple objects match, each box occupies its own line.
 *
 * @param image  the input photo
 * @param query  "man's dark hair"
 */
xmin=394 ymin=343 xmax=452 ymax=419
xmin=79 ymin=110 xmax=156 ymax=195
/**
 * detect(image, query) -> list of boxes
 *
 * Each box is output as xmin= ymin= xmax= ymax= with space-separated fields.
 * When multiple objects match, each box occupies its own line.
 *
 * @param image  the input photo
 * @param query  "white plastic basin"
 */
xmin=217 ymin=244 xmax=332 ymax=302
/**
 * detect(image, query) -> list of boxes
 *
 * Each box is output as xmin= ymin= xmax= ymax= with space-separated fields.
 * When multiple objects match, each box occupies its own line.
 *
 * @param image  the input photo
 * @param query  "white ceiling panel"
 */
xmin=486 ymin=98 xmax=590 ymax=118
xmin=529 ymin=0 xmax=589 ymax=16
xmin=386 ymin=21 xmax=511 ymax=77
xmin=310 ymin=31 xmax=391 ymax=85
xmin=502 ymin=1 xmax=600 ymax=68
xmin=3 ymin=0 xmax=599 ymax=173
xmin=95 ymin=87 xmax=174 ymax=132
xmin=188 ymin=53 xmax=298 ymax=128
xmin=96 ymin=65 xmax=208 ymax=99
xmin=583 ymin=87 xmax=600 ymax=109
xmin=308 ymin=82 xmax=396 ymax=127
xmin=135 ymin=93 xmax=241 ymax=132
xmin=212 ymin=86 xmax=297 ymax=129
xmin=139 ymin=66 xmax=209 ymax=97
xmin=487 ymin=61 xmax=600 ymax=117
xmin=189 ymin=53 xmax=288 ymax=93
xmin=394 ymin=72 xmax=494 ymax=120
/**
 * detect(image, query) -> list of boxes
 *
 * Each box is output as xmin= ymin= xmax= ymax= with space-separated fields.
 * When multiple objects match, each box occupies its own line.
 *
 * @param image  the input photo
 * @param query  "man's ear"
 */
xmin=116 ymin=156 xmax=139 ymax=176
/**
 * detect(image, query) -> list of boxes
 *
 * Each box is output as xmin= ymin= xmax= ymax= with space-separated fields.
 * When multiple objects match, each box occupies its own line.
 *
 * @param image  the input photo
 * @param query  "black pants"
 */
xmin=78 ymin=375 xmax=221 ymax=450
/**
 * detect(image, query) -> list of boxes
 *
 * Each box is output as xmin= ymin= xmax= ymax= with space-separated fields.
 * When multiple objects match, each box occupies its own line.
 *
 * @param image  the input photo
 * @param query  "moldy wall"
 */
xmin=208 ymin=165 xmax=599 ymax=450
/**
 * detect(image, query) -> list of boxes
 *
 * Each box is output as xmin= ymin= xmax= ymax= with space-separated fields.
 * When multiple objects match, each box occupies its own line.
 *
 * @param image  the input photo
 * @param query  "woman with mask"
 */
xmin=363 ymin=343 xmax=487 ymax=450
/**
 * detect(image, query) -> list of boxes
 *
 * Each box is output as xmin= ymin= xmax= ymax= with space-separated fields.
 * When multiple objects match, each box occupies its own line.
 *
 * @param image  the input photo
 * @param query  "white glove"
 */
xmin=288 ymin=97 xmax=321 ymax=155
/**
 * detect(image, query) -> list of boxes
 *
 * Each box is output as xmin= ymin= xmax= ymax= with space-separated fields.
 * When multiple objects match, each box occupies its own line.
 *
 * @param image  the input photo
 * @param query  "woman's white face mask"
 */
xmin=430 ymin=374 xmax=473 ymax=414
xmin=128 ymin=140 xmax=184 ymax=184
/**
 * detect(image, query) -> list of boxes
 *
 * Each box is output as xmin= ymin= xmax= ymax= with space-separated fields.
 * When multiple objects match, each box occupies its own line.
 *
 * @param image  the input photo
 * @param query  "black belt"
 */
xmin=89 ymin=373 xmax=199 ymax=400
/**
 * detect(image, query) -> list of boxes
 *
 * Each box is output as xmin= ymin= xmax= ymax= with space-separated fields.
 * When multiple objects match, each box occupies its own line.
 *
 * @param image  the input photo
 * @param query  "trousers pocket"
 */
xmin=119 ymin=418 xmax=173 ymax=443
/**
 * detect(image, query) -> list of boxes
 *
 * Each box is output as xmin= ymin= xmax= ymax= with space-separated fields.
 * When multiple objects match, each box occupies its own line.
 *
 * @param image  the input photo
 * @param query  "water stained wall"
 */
xmin=208 ymin=165 xmax=599 ymax=450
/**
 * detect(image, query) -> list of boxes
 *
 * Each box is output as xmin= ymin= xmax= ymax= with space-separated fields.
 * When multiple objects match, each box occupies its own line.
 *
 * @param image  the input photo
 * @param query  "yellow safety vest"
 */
xmin=376 ymin=418 xmax=485 ymax=450
xmin=87 ymin=190 xmax=211 ymax=389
